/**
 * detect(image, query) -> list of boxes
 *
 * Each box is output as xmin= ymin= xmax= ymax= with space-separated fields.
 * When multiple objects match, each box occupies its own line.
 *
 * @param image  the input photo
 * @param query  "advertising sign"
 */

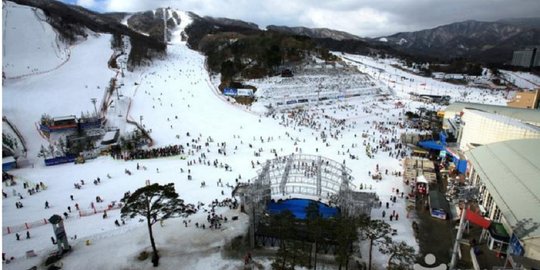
xmin=223 ymin=88 xmax=237 ymax=96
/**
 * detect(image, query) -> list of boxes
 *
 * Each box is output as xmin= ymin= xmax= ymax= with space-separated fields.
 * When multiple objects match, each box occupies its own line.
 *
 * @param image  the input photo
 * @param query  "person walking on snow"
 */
xmin=45 ymin=201 xmax=49 ymax=209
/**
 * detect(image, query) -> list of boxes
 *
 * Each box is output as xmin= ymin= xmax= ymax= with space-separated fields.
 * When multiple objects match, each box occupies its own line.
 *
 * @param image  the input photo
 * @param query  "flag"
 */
xmin=466 ymin=209 xmax=491 ymax=229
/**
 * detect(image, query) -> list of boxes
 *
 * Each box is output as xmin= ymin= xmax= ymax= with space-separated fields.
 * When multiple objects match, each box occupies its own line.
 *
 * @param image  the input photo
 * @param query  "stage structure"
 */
xmin=233 ymin=154 xmax=377 ymax=248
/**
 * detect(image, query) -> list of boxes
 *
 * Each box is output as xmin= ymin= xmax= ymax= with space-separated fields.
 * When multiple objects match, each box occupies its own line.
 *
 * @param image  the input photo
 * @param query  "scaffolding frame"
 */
xmin=234 ymin=154 xmax=376 ymax=248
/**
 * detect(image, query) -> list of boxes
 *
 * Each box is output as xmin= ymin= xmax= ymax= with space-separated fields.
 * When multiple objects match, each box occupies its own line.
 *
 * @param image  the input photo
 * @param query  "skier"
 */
xmin=45 ymin=201 xmax=49 ymax=209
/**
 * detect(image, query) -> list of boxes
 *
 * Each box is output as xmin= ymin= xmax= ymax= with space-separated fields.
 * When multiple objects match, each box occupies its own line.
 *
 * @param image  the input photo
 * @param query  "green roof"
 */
xmin=467 ymin=139 xmax=540 ymax=240
xmin=444 ymin=102 xmax=540 ymax=126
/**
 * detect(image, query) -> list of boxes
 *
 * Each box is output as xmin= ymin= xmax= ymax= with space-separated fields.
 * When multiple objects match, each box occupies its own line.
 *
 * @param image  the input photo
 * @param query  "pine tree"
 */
xmin=379 ymin=240 xmax=416 ymax=269
xmin=37 ymin=145 xmax=48 ymax=158
xmin=360 ymin=219 xmax=392 ymax=270
xmin=271 ymin=211 xmax=296 ymax=270
xmin=305 ymin=201 xmax=324 ymax=269
xmin=121 ymin=183 xmax=190 ymax=267
xmin=57 ymin=137 xmax=67 ymax=155
xmin=334 ymin=214 xmax=360 ymax=270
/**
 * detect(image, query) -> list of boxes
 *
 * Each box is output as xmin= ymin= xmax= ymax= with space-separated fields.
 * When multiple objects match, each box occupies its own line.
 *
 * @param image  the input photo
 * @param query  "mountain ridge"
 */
xmin=377 ymin=19 xmax=540 ymax=63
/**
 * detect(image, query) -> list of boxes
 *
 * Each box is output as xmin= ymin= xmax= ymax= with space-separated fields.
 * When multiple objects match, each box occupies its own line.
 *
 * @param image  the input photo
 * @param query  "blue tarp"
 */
xmin=439 ymin=131 xmax=447 ymax=145
xmin=452 ymin=156 xmax=467 ymax=174
xmin=417 ymin=138 xmax=468 ymax=174
xmin=267 ymin=199 xmax=339 ymax=219
xmin=2 ymin=161 xmax=16 ymax=171
xmin=418 ymin=140 xmax=446 ymax=151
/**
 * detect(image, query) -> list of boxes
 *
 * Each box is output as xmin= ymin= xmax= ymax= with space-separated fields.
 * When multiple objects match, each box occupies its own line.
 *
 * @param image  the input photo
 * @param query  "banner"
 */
xmin=466 ymin=209 xmax=491 ymax=229
xmin=223 ymin=88 xmax=237 ymax=96
xmin=237 ymin=89 xmax=254 ymax=97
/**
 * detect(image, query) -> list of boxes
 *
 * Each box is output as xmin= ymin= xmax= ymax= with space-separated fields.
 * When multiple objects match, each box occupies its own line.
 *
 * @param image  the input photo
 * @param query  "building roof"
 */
xmin=467 ymin=139 xmax=540 ymax=240
xmin=444 ymin=102 xmax=540 ymax=126
xmin=53 ymin=115 xmax=77 ymax=122
xmin=464 ymin=108 xmax=540 ymax=133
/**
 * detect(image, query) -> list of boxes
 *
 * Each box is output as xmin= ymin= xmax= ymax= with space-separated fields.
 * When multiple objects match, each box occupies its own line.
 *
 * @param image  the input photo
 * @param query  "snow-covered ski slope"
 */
xmin=341 ymin=53 xmax=510 ymax=105
xmin=2 ymin=3 xmax=512 ymax=270
xmin=500 ymin=70 xmax=540 ymax=89
xmin=2 ymin=2 xmax=116 ymax=164
xmin=2 ymin=1 xmax=70 ymax=79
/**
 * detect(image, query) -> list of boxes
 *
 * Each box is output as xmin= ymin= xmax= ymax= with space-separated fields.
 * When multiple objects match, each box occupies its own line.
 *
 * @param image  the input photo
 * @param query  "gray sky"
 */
xmin=72 ymin=0 xmax=540 ymax=37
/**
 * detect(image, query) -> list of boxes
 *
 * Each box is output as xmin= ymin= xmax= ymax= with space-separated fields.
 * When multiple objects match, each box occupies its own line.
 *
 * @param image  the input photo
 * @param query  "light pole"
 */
xmin=91 ymin=98 xmax=98 ymax=117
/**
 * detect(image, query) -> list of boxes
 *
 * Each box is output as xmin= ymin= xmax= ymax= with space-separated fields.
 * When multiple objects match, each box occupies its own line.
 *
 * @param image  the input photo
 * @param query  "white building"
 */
xmin=466 ymin=139 xmax=540 ymax=268
xmin=443 ymin=102 xmax=540 ymax=128
xmin=458 ymin=108 xmax=540 ymax=151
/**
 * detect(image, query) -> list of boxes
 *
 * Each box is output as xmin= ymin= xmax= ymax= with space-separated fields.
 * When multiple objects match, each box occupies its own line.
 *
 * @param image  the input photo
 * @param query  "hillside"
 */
xmin=266 ymin=25 xmax=362 ymax=41
xmin=8 ymin=0 xmax=166 ymax=69
xmin=378 ymin=19 xmax=540 ymax=63
xmin=1 ymin=2 xmax=515 ymax=270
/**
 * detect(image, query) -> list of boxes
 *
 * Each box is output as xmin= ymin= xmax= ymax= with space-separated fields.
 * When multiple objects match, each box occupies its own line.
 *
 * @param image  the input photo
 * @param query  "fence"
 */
xmin=78 ymin=203 xmax=123 ymax=217
xmin=3 ymin=218 xmax=51 ymax=235
xmin=2 ymin=203 xmax=123 ymax=235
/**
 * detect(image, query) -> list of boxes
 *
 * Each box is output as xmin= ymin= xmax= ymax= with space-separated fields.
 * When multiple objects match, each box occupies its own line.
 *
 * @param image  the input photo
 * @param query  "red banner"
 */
xmin=466 ymin=209 xmax=491 ymax=229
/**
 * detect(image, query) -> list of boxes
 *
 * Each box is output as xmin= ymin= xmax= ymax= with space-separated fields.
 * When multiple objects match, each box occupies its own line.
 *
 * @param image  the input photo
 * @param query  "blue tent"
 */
xmin=418 ymin=140 xmax=446 ymax=151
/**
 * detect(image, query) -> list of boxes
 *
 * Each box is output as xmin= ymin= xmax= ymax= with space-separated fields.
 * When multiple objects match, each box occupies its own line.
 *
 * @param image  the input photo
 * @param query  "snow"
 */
xmin=500 ymin=70 xmax=540 ymax=89
xmin=2 ymin=4 xmax=116 ymax=164
xmin=379 ymin=37 xmax=388 ymax=42
xmin=2 ymin=3 xmax=514 ymax=270
xmin=2 ymin=2 xmax=70 ymax=79
xmin=340 ymin=53 xmax=511 ymax=107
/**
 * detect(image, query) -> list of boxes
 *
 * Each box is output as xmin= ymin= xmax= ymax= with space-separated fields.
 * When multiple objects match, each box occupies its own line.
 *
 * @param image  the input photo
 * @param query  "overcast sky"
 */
xmin=65 ymin=0 xmax=540 ymax=37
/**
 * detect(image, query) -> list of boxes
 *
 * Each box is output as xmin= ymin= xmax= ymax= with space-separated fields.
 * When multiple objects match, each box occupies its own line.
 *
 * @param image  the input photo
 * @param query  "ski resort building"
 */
xmin=511 ymin=47 xmax=540 ymax=68
xmin=457 ymin=108 xmax=540 ymax=152
xmin=466 ymin=139 xmax=540 ymax=267
xmin=443 ymin=102 xmax=540 ymax=127
xmin=442 ymin=102 xmax=540 ymax=152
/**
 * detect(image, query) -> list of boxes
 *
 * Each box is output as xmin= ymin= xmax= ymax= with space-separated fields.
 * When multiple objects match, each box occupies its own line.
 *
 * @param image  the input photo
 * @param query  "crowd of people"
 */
xmin=113 ymin=144 xmax=185 ymax=160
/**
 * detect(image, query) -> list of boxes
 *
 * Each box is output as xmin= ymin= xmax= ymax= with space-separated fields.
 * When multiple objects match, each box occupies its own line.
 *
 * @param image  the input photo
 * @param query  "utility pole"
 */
xmin=449 ymin=187 xmax=478 ymax=269
xmin=90 ymin=98 xmax=98 ymax=117
xmin=449 ymin=206 xmax=466 ymax=269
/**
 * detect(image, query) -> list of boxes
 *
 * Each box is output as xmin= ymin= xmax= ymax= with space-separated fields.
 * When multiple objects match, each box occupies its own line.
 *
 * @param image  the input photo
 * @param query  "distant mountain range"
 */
xmin=8 ymin=0 xmax=540 ymax=66
xmin=266 ymin=25 xmax=363 ymax=41
xmin=375 ymin=19 xmax=540 ymax=63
